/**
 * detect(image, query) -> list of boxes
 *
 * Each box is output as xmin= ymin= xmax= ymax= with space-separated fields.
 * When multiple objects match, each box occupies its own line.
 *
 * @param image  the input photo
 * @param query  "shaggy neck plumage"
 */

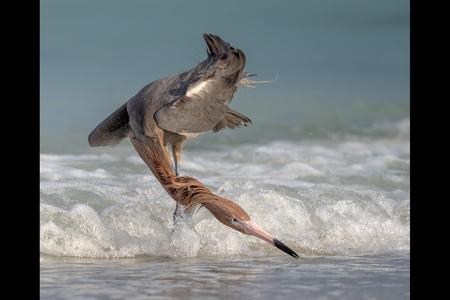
xmin=130 ymin=135 xmax=219 ymax=213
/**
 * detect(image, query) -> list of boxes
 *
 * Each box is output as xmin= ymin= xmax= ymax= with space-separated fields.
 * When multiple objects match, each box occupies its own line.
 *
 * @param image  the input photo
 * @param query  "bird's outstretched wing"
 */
xmin=88 ymin=102 xmax=130 ymax=147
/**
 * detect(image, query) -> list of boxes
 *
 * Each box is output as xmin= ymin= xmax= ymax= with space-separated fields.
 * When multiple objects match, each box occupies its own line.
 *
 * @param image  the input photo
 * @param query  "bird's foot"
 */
xmin=172 ymin=203 xmax=184 ymax=225
xmin=172 ymin=203 xmax=194 ymax=228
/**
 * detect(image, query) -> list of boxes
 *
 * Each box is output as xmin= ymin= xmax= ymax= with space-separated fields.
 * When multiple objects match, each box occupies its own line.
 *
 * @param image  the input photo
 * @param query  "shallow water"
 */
xmin=40 ymin=125 xmax=409 ymax=259
xmin=40 ymin=254 xmax=409 ymax=300
xmin=40 ymin=0 xmax=409 ymax=298
xmin=40 ymin=118 xmax=410 ymax=298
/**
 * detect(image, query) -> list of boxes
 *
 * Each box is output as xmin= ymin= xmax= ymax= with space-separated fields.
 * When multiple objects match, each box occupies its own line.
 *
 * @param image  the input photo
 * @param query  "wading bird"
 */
xmin=89 ymin=33 xmax=256 ymax=221
xmin=88 ymin=33 xmax=299 ymax=258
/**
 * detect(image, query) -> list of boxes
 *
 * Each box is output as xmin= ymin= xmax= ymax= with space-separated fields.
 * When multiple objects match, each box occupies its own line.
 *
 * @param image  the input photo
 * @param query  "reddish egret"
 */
xmin=89 ymin=33 xmax=258 ymax=221
xmin=88 ymin=33 xmax=298 ymax=258
xmin=131 ymin=134 xmax=299 ymax=259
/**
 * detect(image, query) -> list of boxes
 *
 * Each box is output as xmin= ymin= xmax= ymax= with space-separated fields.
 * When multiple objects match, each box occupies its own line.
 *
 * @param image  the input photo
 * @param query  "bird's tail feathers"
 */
xmin=202 ymin=33 xmax=248 ymax=86
xmin=203 ymin=33 xmax=232 ymax=55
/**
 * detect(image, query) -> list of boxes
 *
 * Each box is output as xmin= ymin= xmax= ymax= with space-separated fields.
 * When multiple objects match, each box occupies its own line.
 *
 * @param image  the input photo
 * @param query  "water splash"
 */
xmin=40 ymin=121 xmax=409 ymax=258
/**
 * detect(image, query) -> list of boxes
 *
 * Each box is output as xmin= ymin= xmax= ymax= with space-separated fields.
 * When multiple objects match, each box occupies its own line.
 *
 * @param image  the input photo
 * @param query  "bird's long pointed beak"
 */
xmin=239 ymin=221 xmax=299 ymax=259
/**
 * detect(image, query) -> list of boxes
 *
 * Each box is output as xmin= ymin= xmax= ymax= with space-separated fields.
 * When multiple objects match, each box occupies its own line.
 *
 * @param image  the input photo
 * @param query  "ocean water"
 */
xmin=40 ymin=254 xmax=409 ymax=300
xmin=40 ymin=125 xmax=410 ymax=258
xmin=40 ymin=0 xmax=410 ymax=299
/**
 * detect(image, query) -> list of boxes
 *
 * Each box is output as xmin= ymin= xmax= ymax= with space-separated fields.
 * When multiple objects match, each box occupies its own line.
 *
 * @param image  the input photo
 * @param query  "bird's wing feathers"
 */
xmin=154 ymin=34 xmax=249 ymax=135
xmin=88 ymin=102 xmax=130 ymax=147
xmin=154 ymin=91 xmax=228 ymax=134
xmin=89 ymin=33 xmax=248 ymax=143
xmin=213 ymin=108 xmax=252 ymax=133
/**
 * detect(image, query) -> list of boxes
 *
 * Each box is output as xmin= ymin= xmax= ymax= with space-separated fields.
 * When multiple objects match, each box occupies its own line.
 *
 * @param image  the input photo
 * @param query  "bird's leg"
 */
xmin=172 ymin=143 xmax=182 ymax=177
xmin=171 ymin=143 xmax=182 ymax=176
xmin=162 ymin=144 xmax=185 ymax=224
xmin=163 ymin=146 xmax=175 ymax=172
xmin=172 ymin=143 xmax=184 ymax=224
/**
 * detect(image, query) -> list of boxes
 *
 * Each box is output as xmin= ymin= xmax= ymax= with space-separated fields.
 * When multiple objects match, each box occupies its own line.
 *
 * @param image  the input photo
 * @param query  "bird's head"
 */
xmin=198 ymin=197 xmax=299 ymax=259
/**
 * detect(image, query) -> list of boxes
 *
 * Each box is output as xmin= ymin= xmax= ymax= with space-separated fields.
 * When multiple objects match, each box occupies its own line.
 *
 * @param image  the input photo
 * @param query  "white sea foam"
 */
xmin=40 ymin=121 xmax=409 ymax=258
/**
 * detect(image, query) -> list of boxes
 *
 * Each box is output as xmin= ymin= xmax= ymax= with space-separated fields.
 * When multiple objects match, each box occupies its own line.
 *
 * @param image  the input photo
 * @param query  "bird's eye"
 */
xmin=230 ymin=217 xmax=238 ymax=223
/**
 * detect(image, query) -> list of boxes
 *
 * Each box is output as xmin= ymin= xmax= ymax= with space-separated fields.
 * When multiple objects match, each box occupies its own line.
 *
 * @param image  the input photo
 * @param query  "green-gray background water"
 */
xmin=40 ymin=0 xmax=409 ymax=153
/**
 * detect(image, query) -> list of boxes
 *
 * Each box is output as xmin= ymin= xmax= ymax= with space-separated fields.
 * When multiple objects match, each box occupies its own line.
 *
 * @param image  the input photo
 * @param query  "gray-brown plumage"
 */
xmin=88 ymin=33 xmax=298 ymax=259
xmin=130 ymin=133 xmax=299 ymax=259
xmin=89 ymin=33 xmax=255 ymax=221
xmin=89 ymin=33 xmax=252 ymax=168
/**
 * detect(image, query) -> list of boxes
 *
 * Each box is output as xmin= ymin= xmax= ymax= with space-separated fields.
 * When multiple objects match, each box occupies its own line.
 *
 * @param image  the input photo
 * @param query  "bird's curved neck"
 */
xmin=130 ymin=135 xmax=214 ymax=210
